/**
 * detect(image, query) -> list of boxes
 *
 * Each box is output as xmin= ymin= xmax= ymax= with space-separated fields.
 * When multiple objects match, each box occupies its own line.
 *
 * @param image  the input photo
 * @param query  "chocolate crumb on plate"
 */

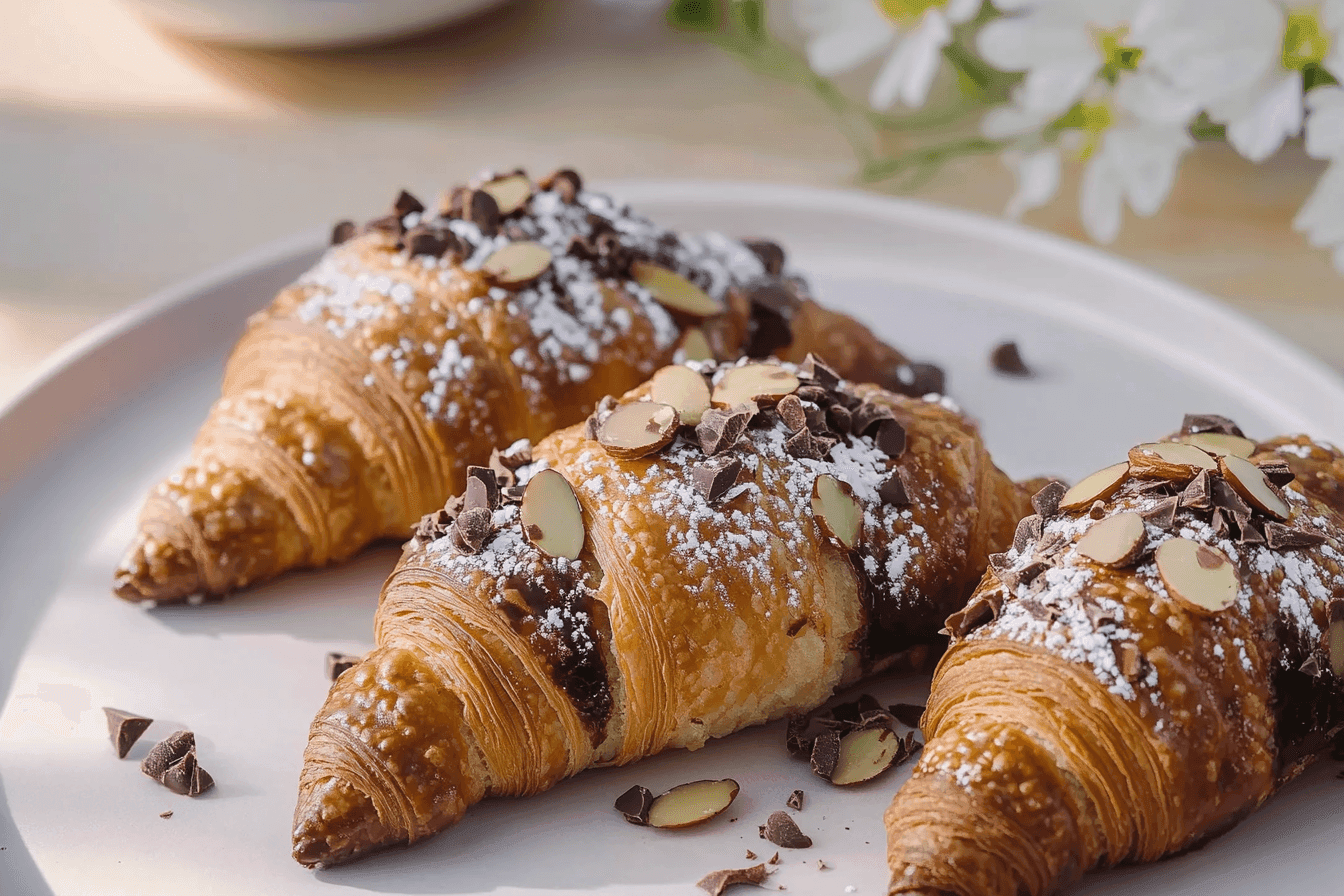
xmin=696 ymin=863 xmax=768 ymax=896
xmin=103 ymin=707 xmax=152 ymax=759
xmin=614 ymin=784 xmax=654 ymax=825
xmin=159 ymin=810 xmax=173 ymax=819
xmin=990 ymin=340 xmax=1033 ymax=376
xmin=786 ymin=790 xmax=804 ymax=810
xmin=761 ymin=811 xmax=812 ymax=849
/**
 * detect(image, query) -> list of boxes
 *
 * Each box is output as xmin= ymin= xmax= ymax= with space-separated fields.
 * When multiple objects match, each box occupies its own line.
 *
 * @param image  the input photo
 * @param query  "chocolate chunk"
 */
xmin=743 ymin=281 xmax=797 ymax=358
xmin=465 ymin=189 xmax=502 ymax=236
xmin=501 ymin=485 xmax=527 ymax=505
xmin=879 ymin=470 xmax=910 ymax=506
xmin=1211 ymin=476 xmax=1251 ymax=516
xmin=1181 ymin=413 xmax=1244 ymax=437
xmin=1031 ymin=481 xmax=1067 ymax=518
xmin=795 ymin=385 xmax=832 ymax=406
xmin=697 ymin=864 xmax=768 ymax=896
xmin=786 ymin=790 xmax=804 ymax=810
xmin=413 ymin=507 xmax=455 ymax=545
xmin=1265 ymin=523 xmax=1328 ymax=550
xmin=826 ymin=404 xmax=853 ymax=434
xmin=498 ymin=440 xmax=533 ymax=470
xmin=1179 ymin=469 xmax=1213 ymax=511
xmin=614 ymin=784 xmax=654 ymax=825
xmin=1301 ymin=654 xmax=1323 ymax=677
xmin=363 ymin=214 xmax=404 ymax=238
xmin=851 ymin=401 xmax=896 ymax=436
xmin=453 ymin=507 xmax=493 ymax=553
xmin=159 ymin=811 xmax=173 ymax=819
xmin=761 ymin=811 xmax=812 ymax=849
xmin=404 ymin=224 xmax=461 ymax=260
xmin=1013 ymin=514 xmax=1044 ymax=552
xmin=889 ymin=703 xmax=925 ymax=729
xmin=1087 ymin=499 xmax=1107 ymax=520
xmin=1233 ymin=513 xmax=1265 ymax=545
xmin=538 ymin=168 xmax=583 ymax=203
xmin=141 ymin=731 xmax=195 ymax=781
xmin=161 ymin=750 xmax=197 ymax=795
xmin=943 ymin=593 xmax=1001 ymax=638
xmin=103 ymin=708 xmax=153 ymax=759
xmin=776 ymin=394 xmax=807 ymax=432
xmin=874 ymin=419 xmax=907 ymax=458
xmin=692 ymin=456 xmax=743 ymax=503
xmin=891 ymin=362 xmax=945 ymax=397
xmin=810 ymin=730 xmax=840 ymax=780
xmin=465 ymin=466 xmax=501 ymax=511
xmin=1141 ymin=496 xmax=1180 ymax=529
xmin=990 ymin=340 xmax=1032 ymax=376
xmin=802 ymin=405 xmax=829 ymax=436
xmin=1010 ymin=559 xmax=1051 ymax=589
xmin=798 ymin=354 xmax=840 ymax=389
xmin=744 ymin=239 xmax=786 ymax=276
xmin=697 ymin=406 xmax=752 ymax=456
xmin=330 ymin=220 xmax=356 ymax=246
xmin=785 ymin=715 xmax=812 ymax=759
xmin=784 ymin=428 xmax=822 ymax=460
xmin=1258 ymin=460 xmax=1295 ymax=486
xmin=392 ymin=189 xmax=426 ymax=218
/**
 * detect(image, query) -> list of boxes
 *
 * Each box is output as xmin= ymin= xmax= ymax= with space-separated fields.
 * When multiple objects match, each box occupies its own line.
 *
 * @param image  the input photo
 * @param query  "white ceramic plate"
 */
xmin=2 ymin=184 xmax=1343 ymax=896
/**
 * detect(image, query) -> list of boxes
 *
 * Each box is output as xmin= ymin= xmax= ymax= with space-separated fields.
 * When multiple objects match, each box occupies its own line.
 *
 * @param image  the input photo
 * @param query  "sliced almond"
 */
xmin=1178 ymin=431 xmax=1256 ymax=459
xmin=631 ymin=261 xmax=724 ymax=317
xmin=520 ymin=469 xmax=584 ymax=560
xmin=1076 ymin=512 xmax=1146 ymax=568
xmin=678 ymin=327 xmax=715 ymax=363
xmin=712 ymin=363 xmax=800 ymax=409
xmin=1219 ymin=455 xmax=1290 ymax=521
xmin=830 ymin=727 xmax=903 ymax=786
xmin=650 ymin=365 xmax=711 ymax=426
xmin=1156 ymin=538 xmax=1238 ymax=614
xmin=812 ymin=475 xmax=862 ymax=550
xmin=478 ymin=173 xmax=532 ymax=216
xmin=482 ymin=240 xmax=552 ymax=288
xmin=597 ymin=401 xmax=679 ymax=459
xmin=646 ymin=778 xmax=740 ymax=829
xmin=1059 ymin=462 xmax=1130 ymax=512
xmin=1128 ymin=442 xmax=1217 ymax=480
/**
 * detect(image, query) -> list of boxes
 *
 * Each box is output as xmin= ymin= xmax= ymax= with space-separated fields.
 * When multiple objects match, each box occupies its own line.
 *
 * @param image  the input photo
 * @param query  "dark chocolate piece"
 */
xmin=326 ymin=652 xmax=360 ymax=681
xmin=744 ymin=239 xmax=786 ymax=276
xmin=810 ymin=730 xmax=840 ymax=780
xmin=1265 ymin=523 xmax=1328 ymax=550
xmin=697 ymin=407 xmax=752 ymax=457
xmin=404 ymin=224 xmax=461 ymax=260
xmin=743 ymin=280 xmax=797 ymax=358
xmin=692 ymin=456 xmax=743 ymax=503
xmin=785 ymin=715 xmax=812 ymax=759
xmin=826 ymin=404 xmax=853 ymax=435
xmin=614 ymin=784 xmax=654 ymax=825
xmin=413 ymin=507 xmax=455 ymax=545
xmin=539 ymin=168 xmax=582 ymax=203
xmin=465 ymin=466 xmax=502 ymax=511
xmin=1211 ymin=477 xmax=1252 ymax=517
xmin=851 ymin=401 xmax=896 ymax=436
xmin=1233 ymin=513 xmax=1265 ymax=545
xmin=392 ymin=189 xmax=426 ymax=218
xmin=160 ymin=750 xmax=198 ymax=795
xmin=1031 ymin=481 xmax=1067 ymax=518
xmin=697 ymin=864 xmax=768 ymax=896
xmin=879 ymin=470 xmax=910 ymax=506
xmin=1259 ymin=460 xmax=1295 ymax=486
xmin=891 ymin=362 xmax=945 ymax=398
xmin=1180 ymin=413 xmax=1244 ymax=437
xmin=776 ymin=394 xmax=807 ymax=433
xmin=1179 ymin=469 xmax=1213 ymax=511
xmin=798 ymin=354 xmax=840 ymax=389
xmin=1141 ymin=496 xmax=1180 ymax=529
xmin=761 ymin=811 xmax=812 ymax=849
xmin=465 ymin=189 xmax=502 ymax=236
xmin=786 ymin=790 xmax=804 ymax=810
xmin=103 ymin=708 xmax=153 ymax=760
xmin=990 ymin=340 xmax=1032 ymax=376
xmin=874 ymin=419 xmax=907 ymax=458
xmin=785 ymin=428 xmax=824 ymax=460
xmin=363 ymin=214 xmax=404 ymax=237
xmin=1013 ymin=514 xmax=1044 ymax=552
xmin=453 ymin=507 xmax=493 ymax=554
xmin=330 ymin=220 xmax=356 ymax=246
xmin=889 ymin=703 xmax=925 ymax=729
xmin=140 ymin=731 xmax=195 ymax=781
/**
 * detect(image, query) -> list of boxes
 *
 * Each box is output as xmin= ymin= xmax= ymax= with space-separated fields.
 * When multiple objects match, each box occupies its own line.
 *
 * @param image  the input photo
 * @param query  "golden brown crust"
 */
xmin=292 ymin=361 xmax=1029 ymax=867
xmin=886 ymin=432 xmax=1344 ymax=896
xmin=113 ymin=176 xmax=915 ymax=604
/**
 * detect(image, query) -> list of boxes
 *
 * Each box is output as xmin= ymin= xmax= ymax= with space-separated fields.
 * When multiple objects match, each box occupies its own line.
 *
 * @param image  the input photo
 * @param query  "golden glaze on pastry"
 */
xmin=291 ymin=359 xmax=1031 ymax=866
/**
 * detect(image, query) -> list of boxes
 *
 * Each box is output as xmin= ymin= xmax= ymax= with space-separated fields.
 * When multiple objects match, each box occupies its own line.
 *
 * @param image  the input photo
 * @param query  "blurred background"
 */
xmin=2 ymin=0 xmax=1341 ymax=406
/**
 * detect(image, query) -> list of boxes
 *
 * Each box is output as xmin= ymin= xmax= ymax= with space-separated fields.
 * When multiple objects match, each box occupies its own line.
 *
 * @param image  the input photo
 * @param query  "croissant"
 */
xmin=112 ymin=169 xmax=923 ymax=604
xmin=290 ymin=357 xmax=1030 ymax=866
xmin=885 ymin=417 xmax=1344 ymax=896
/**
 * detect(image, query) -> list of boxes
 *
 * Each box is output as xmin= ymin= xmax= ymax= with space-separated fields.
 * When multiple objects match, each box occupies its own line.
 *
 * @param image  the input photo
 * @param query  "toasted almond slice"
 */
xmin=1076 ymin=511 xmax=1146 ymax=567
xmin=478 ymin=173 xmax=532 ymax=216
xmin=597 ymin=401 xmax=680 ymax=459
xmin=812 ymin=474 xmax=862 ymax=550
xmin=1156 ymin=538 xmax=1238 ymax=614
xmin=650 ymin=365 xmax=711 ymax=426
xmin=1128 ymin=442 xmax=1217 ymax=480
xmin=712 ymin=363 xmax=800 ymax=409
xmin=678 ymin=327 xmax=715 ymax=362
xmin=647 ymin=778 xmax=740 ymax=829
xmin=521 ymin=469 xmax=584 ymax=560
xmin=1219 ymin=455 xmax=1290 ymax=521
xmin=482 ymin=241 xmax=552 ymax=288
xmin=1178 ymin=431 xmax=1256 ymax=459
xmin=1059 ymin=462 xmax=1130 ymax=512
xmin=830 ymin=727 xmax=902 ymax=786
xmin=631 ymin=261 xmax=724 ymax=317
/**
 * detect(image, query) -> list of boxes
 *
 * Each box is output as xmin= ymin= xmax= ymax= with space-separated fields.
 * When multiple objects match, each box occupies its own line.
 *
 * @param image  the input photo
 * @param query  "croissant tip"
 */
xmin=112 ymin=535 xmax=209 ymax=606
xmin=292 ymin=774 xmax=402 ymax=869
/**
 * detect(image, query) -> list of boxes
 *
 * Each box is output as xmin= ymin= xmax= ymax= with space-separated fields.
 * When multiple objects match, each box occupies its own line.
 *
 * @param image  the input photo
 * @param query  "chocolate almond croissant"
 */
xmin=114 ymin=170 xmax=923 ymax=604
xmin=885 ymin=417 xmax=1344 ymax=896
xmin=291 ymin=358 xmax=1030 ymax=866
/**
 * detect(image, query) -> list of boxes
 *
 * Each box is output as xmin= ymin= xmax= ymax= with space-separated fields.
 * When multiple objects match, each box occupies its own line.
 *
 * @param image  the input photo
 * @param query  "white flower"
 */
xmin=1304 ymin=84 xmax=1344 ymax=159
xmin=1002 ymin=149 xmax=1062 ymax=217
xmin=792 ymin=0 xmax=982 ymax=109
xmin=1295 ymin=158 xmax=1344 ymax=271
xmin=1079 ymin=121 xmax=1192 ymax=242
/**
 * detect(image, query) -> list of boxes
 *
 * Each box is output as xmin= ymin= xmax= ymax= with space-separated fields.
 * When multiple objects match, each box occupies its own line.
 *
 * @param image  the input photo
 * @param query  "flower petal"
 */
xmin=1104 ymin=124 xmax=1191 ymax=217
xmin=1305 ymin=85 xmax=1344 ymax=159
xmin=798 ymin=0 xmax=896 ymax=76
xmin=946 ymin=0 xmax=983 ymax=24
xmin=981 ymin=101 xmax=1056 ymax=138
xmin=1130 ymin=0 xmax=1280 ymax=105
xmin=977 ymin=12 xmax=1096 ymax=72
xmin=1004 ymin=148 xmax=1063 ymax=218
xmin=868 ymin=11 xmax=952 ymax=109
xmin=1115 ymin=72 xmax=1203 ymax=125
xmin=1295 ymin=159 xmax=1344 ymax=246
xmin=1081 ymin=153 xmax=1124 ymax=243
xmin=1222 ymin=72 xmax=1304 ymax=163
xmin=1018 ymin=61 xmax=1103 ymax=117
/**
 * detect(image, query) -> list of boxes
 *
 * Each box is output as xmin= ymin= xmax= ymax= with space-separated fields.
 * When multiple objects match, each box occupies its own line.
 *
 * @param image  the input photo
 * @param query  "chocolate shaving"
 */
xmin=1031 ymin=481 xmax=1067 ymax=518
xmin=879 ymin=470 xmax=911 ymax=506
xmin=103 ymin=708 xmax=153 ymax=759
xmin=1211 ymin=477 xmax=1252 ymax=516
xmin=538 ymin=168 xmax=583 ymax=203
xmin=697 ymin=406 xmax=752 ymax=456
xmin=1181 ymin=413 xmax=1244 ymax=437
xmin=786 ymin=790 xmax=804 ymax=810
xmin=697 ymin=864 xmax=768 ymax=896
xmin=326 ymin=652 xmax=360 ymax=681
xmin=944 ymin=592 xmax=1003 ymax=638
xmin=692 ymin=456 xmax=743 ymax=503
xmin=392 ymin=189 xmax=426 ymax=218
xmin=798 ymin=354 xmax=840 ymax=389
xmin=776 ymin=394 xmax=807 ymax=433
xmin=363 ymin=214 xmax=403 ymax=238
xmin=1258 ymin=460 xmax=1295 ymax=486
xmin=850 ymin=401 xmax=896 ymax=436
xmin=990 ymin=340 xmax=1033 ymax=376
xmin=140 ymin=731 xmax=195 ymax=781
xmin=465 ymin=466 xmax=501 ymax=511
xmin=1013 ymin=514 xmax=1044 ymax=552
xmin=452 ymin=507 xmax=494 ymax=554
xmin=784 ymin=427 xmax=823 ymax=460
xmin=1141 ymin=496 xmax=1179 ymax=529
xmin=1179 ymin=470 xmax=1213 ymax=511
xmin=330 ymin=220 xmax=356 ymax=246
xmin=614 ymin=784 xmax=654 ymax=825
xmin=761 ymin=812 xmax=812 ymax=849
xmin=1008 ymin=559 xmax=1051 ymax=590
xmin=1265 ymin=523 xmax=1328 ymax=550
xmin=810 ymin=731 xmax=840 ymax=780
xmin=744 ymin=239 xmax=786 ymax=276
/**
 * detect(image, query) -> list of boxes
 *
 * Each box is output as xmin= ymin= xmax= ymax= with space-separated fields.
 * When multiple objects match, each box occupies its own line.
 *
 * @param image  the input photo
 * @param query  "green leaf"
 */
xmin=666 ymin=0 xmax=719 ymax=32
